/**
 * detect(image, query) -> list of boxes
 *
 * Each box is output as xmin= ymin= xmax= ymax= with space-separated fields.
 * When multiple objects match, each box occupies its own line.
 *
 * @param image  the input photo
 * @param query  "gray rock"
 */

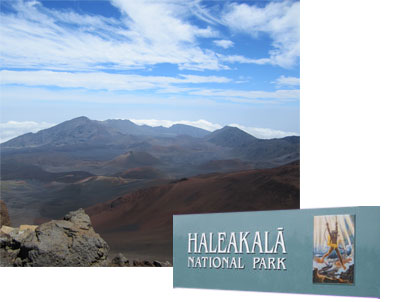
xmin=143 ymin=260 xmax=154 ymax=267
xmin=162 ymin=261 xmax=172 ymax=267
xmin=0 ymin=249 xmax=14 ymax=267
xmin=130 ymin=259 xmax=171 ymax=267
xmin=0 ymin=208 xmax=109 ymax=267
xmin=64 ymin=208 xmax=92 ymax=230
xmin=110 ymin=253 xmax=130 ymax=267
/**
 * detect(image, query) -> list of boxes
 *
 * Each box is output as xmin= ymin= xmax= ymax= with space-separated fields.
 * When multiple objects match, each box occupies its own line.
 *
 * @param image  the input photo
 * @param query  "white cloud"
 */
xmin=274 ymin=75 xmax=300 ymax=87
xmin=0 ymin=0 xmax=298 ymax=71
xmin=229 ymin=123 xmax=298 ymax=139
xmin=189 ymin=88 xmax=299 ymax=102
xmin=0 ymin=70 xmax=231 ymax=91
xmin=220 ymin=55 xmax=271 ymax=65
xmin=0 ymin=121 xmax=55 ymax=143
xmin=0 ymin=0 xmax=224 ymax=71
xmin=1 ymin=70 xmax=299 ymax=105
xmin=1 ymin=83 xmax=298 ymax=107
xmin=213 ymin=39 xmax=234 ymax=49
xmin=0 ymin=86 xmax=219 ymax=108
xmin=130 ymin=119 xmax=222 ymax=132
xmin=189 ymin=1 xmax=222 ymax=25
xmin=221 ymin=1 xmax=299 ymax=68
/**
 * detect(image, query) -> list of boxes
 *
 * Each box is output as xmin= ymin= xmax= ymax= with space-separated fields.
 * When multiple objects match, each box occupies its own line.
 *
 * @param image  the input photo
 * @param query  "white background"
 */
xmin=1 ymin=0 xmax=395 ymax=301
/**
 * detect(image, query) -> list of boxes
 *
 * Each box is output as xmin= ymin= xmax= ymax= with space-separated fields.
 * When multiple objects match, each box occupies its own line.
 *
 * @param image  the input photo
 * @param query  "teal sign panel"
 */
xmin=173 ymin=207 xmax=380 ymax=298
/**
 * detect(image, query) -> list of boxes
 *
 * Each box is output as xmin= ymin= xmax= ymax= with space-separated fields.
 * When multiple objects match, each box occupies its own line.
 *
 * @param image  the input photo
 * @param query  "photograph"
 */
xmin=1 ymin=0 xmax=394 ymax=301
xmin=0 ymin=0 xmax=300 ymax=267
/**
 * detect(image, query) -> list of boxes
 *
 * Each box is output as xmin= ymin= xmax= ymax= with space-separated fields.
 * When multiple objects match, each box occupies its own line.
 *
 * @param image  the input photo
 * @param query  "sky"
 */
xmin=0 ymin=0 xmax=300 ymax=142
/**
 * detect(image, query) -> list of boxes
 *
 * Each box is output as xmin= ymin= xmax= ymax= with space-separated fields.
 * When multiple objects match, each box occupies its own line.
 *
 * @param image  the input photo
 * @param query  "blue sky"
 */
xmin=0 ymin=0 xmax=300 ymax=142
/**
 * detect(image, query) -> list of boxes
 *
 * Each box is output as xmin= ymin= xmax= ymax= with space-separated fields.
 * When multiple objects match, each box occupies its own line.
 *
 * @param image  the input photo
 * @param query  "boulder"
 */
xmin=0 ymin=208 xmax=109 ymax=266
xmin=0 ymin=225 xmax=14 ymax=235
xmin=19 ymin=225 xmax=38 ymax=232
xmin=0 ymin=200 xmax=11 ymax=227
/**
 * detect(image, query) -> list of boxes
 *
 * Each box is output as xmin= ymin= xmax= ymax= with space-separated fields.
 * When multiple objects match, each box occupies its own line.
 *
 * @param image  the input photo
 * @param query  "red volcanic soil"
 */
xmin=86 ymin=161 xmax=299 ymax=262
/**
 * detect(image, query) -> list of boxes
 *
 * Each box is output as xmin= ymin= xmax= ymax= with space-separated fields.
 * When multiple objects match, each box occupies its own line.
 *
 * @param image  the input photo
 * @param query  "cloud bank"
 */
xmin=0 ymin=121 xmax=55 ymax=143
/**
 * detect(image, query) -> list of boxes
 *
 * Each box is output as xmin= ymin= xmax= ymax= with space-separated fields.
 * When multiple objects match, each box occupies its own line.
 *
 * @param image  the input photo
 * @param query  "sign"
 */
xmin=173 ymin=207 xmax=380 ymax=298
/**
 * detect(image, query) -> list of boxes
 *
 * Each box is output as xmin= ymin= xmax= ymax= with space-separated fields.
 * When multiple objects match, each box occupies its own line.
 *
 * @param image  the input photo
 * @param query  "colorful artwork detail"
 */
xmin=313 ymin=215 xmax=355 ymax=284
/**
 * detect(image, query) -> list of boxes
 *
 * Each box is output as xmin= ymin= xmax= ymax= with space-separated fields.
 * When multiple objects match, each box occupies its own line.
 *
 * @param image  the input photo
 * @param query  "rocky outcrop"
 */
xmin=108 ymin=253 xmax=171 ymax=267
xmin=0 ymin=200 xmax=11 ymax=227
xmin=0 ymin=209 xmax=109 ymax=267
xmin=0 ymin=207 xmax=173 ymax=267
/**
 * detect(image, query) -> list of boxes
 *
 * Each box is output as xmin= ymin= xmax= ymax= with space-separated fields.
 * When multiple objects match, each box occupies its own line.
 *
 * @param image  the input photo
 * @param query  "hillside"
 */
xmin=107 ymin=151 xmax=161 ymax=167
xmin=0 ymin=160 xmax=93 ymax=183
xmin=86 ymin=161 xmax=299 ymax=262
xmin=115 ymin=167 xmax=166 ymax=179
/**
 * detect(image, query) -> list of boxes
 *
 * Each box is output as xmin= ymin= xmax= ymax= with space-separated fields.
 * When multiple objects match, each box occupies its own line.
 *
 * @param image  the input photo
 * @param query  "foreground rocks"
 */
xmin=130 ymin=259 xmax=172 ymax=267
xmin=0 ymin=207 xmax=172 ymax=267
xmin=0 ymin=209 xmax=109 ymax=266
xmin=0 ymin=200 xmax=11 ymax=227
xmin=110 ymin=253 xmax=130 ymax=267
xmin=109 ymin=252 xmax=171 ymax=267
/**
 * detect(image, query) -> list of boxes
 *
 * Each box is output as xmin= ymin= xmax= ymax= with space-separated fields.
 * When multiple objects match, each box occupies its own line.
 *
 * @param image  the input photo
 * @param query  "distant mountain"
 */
xmin=87 ymin=161 xmax=300 ymax=261
xmin=1 ymin=117 xmax=212 ymax=150
xmin=234 ymin=136 xmax=300 ymax=162
xmin=166 ymin=124 xmax=210 ymax=138
xmin=102 ymin=119 xmax=210 ymax=138
xmin=1 ymin=117 xmax=300 ymax=178
xmin=206 ymin=126 xmax=257 ymax=147
xmin=1 ymin=116 xmax=130 ymax=149
xmin=102 ymin=119 xmax=147 ymax=136
xmin=204 ymin=125 xmax=299 ymax=163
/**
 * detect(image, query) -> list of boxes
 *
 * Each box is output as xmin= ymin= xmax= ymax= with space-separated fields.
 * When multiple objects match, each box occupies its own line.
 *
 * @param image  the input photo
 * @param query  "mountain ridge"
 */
xmin=1 ymin=116 xmax=299 ymax=148
xmin=1 ymin=117 xmax=300 ymax=179
xmin=1 ymin=116 xmax=130 ymax=149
